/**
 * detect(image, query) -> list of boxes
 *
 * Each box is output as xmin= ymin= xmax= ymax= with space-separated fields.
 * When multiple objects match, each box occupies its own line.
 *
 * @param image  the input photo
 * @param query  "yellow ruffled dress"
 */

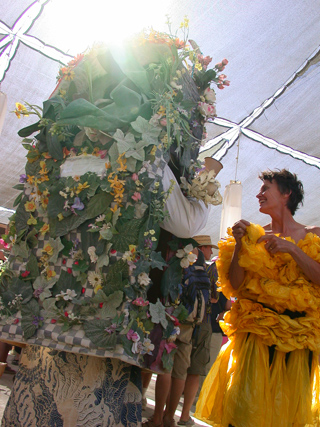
xmin=195 ymin=224 xmax=320 ymax=427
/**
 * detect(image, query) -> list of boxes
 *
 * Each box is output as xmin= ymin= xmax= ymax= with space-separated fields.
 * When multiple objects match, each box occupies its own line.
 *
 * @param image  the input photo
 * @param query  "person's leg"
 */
xmin=151 ymin=373 xmax=172 ymax=425
xmin=142 ymin=371 xmax=153 ymax=409
xmin=163 ymin=376 xmax=186 ymax=422
xmin=179 ymin=374 xmax=199 ymax=422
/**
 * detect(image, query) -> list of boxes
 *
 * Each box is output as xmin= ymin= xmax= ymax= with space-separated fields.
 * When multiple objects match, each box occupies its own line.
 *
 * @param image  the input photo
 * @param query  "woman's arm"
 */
xmin=228 ymin=219 xmax=250 ymax=289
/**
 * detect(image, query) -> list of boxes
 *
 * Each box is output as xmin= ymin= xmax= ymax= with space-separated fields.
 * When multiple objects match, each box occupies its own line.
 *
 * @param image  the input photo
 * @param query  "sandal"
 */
xmin=142 ymin=418 xmax=163 ymax=427
xmin=177 ymin=417 xmax=195 ymax=426
xmin=163 ymin=419 xmax=176 ymax=427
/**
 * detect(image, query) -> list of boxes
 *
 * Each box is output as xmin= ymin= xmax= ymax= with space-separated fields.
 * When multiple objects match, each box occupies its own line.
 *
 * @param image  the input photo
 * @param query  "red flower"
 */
xmin=51 ymin=319 xmax=57 ymax=324
xmin=67 ymin=268 xmax=72 ymax=274
xmin=74 ymin=261 xmax=79 ymax=265
xmin=81 ymin=287 xmax=86 ymax=294
xmin=21 ymin=270 xmax=30 ymax=278
xmin=99 ymin=303 xmax=103 ymax=308
xmin=62 ymin=259 xmax=66 ymax=265
xmin=110 ymin=249 xmax=117 ymax=255
xmin=64 ymin=311 xmax=69 ymax=317
xmin=13 ymin=318 xmax=19 ymax=324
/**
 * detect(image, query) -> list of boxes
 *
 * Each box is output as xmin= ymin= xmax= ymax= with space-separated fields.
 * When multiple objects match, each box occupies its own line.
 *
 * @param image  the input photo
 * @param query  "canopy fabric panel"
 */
xmin=0 ymin=0 xmax=320 ymax=243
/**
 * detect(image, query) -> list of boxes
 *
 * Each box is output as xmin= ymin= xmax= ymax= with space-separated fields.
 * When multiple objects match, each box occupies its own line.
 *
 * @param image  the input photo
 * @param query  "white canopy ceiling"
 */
xmin=1 ymin=0 xmax=320 ymax=249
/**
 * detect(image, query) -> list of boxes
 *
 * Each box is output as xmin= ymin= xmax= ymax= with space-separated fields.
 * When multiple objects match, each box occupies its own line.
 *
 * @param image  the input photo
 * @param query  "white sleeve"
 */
xmin=160 ymin=164 xmax=211 ymax=238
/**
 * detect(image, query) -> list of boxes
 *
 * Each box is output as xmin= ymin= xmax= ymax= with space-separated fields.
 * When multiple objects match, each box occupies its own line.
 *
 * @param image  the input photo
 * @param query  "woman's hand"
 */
xmin=232 ymin=219 xmax=250 ymax=246
xmin=257 ymin=232 xmax=295 ymax=254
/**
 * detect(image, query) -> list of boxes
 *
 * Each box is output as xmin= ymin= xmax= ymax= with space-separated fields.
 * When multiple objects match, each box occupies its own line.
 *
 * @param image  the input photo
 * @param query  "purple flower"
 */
xmin=32 ymin=315 xmax=44 ymax=326
xmin=19 ymin=174 xmax=27 ymax=183
xmin=71 ymin=197 xmax=84 ymax=210
xmin=144 ymin=238 xmax=153 ymax=249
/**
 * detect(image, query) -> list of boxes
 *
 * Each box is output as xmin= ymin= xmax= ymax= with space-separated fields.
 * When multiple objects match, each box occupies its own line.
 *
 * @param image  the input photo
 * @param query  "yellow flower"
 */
xmin=94 ymin=284 xmax=103 ymax=294
xmin=13 ymin=102 xmax=29 ymax=119
xmin=39 ymin=161 xmax=49 ymax=176
xmin=195 ymin=61 xmax=203 ymax=71
xmin=24 ymin=200 xmax=36 ymax=212
xmin=43 ymin=244 xmax=54 ymax=256
xmin=27 ymin=175 xmax=35 ymax=184
xmin=150 ymin=145 xmax=157 ymax=156
xmin=40 ymin=223 xmax=50 ymax=235
xmin=76 ymin=182 xmax=90 ymax=194
xmin=27 ymin=215 xmax=37 ymax=225
xmin=179 ymin=16 xmax=189 ymax=29
xmin=158 ymin=105 xmax=166 ymax=116
xmin=57 ymin=213 xmax=64 ymax=221
xmin=46 ymin=268 xmax=56 ymax=278
xmin=105 ymin=162 xmax=111 ymax=170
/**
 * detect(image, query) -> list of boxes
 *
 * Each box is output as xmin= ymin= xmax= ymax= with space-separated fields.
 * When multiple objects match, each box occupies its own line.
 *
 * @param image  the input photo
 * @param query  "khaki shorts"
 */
xmin=171 ymin=323 xmax=194 ymax=380
xmin=188 ymin=321 xmax=212 ymax=376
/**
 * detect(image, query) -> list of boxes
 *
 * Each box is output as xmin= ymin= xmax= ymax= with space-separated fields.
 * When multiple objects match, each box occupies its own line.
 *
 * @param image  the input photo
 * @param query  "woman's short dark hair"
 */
xmin=259 ymin=169 xmax=304 ymax=215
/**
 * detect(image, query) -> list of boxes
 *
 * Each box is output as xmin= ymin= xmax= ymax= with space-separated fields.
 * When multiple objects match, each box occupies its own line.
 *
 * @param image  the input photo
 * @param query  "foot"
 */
xmin=177 ymin=417 xmax=194 ymax=426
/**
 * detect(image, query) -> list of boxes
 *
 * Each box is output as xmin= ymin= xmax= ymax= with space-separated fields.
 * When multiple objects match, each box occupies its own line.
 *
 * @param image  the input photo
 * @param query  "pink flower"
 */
xmin=198 ymin=102 xmax=217 ymax=118
xmin=164 ymin=342 xmax=177 ymax=354
xmin=0 ymin=239 xmax=8 ymax=249
xmin=223 ymin=80 xmax=230 ymax=86
xmin=132 ymin=173 xmax=139 ymax=181
xmin=222 ymin=58 xmax=229 ymax=66
xmin=217 ymin=84 xmax=225 ymax=90
xmin=132 ymin=297 xmax=149 ymax=307
xmin=127 ymin=329 xmax=140 ymax=342
xmin=99 ymin=150 xmax=107 ymax=159
xmin=132 ymin=192 xmax=141 ymax=202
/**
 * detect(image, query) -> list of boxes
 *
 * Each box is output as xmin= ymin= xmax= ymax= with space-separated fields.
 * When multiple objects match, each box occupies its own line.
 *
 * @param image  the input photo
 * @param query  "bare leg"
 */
xmin=163 ymin=376 xmax=186 ymax=423
xmin=151 ymin=373 xmax=172 ymax=425
xmin=179 ymin=374 xmax=199 ymax=422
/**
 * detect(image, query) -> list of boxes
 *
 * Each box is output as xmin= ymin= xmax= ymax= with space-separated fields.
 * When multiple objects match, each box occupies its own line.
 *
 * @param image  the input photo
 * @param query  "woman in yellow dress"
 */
xmin=195 ymin=169 xmax=320 ymax=427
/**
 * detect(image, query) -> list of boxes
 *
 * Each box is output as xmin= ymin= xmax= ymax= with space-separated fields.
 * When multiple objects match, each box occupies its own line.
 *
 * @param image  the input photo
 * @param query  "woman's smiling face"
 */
xmin=256 ymin=179 xmax=287 ymax=214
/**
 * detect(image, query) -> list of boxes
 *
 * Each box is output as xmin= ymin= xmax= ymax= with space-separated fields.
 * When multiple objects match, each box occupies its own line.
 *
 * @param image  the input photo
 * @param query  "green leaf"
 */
xmin=83 ymin=319 xmax=118 ymax=349
xmin=46 ymin=129 xmax=64 ymax=161
xmin=26 ymin=253 xmax=39 ymax=278
xmin=12 ymin=240 xmax=30 ymax=259
xmin=15 ymin=197 xmax=29 ymax=234
xmin=47 ymin=194 xmax=66 ymax=219
xmin=21 ymin=298 xmax=41 ymax=339
xmin=150 ymin=251 xmax=167 ymax=270
xmin=58 ymin=98 xmax=127 ymax=132
xmin=61 ymin=238 xmax=74 ymax=256
xmin=47 ymin=237 xmax=65 ymax=263
xmin=13 ymin=192 xmax=23 ymax=208
xmin=86 ymin=191 xmax=113 ymax=219
xmin=72 ymin=259 xmax=89 ymax=272
xmin=149 ymin=299 xmax=168 ymax=329
xmin=41 ymin=297 xmax=59 ymax=318
xmin=161 ymin=257 xmax=182 ymax=299
xmin=52 ymin=270 xmax=82 ymax=301
xmin=111 ymin=218 xmax=144 ymax=252
xmin=104 ymin=260 xmax=129 ymax=295
xmin=100 ymin=291 xmax=123 ymax=319
xmin=13 ymin=184 xmax=25 ymax=191
xmin=18 ymin=121 xmax=41 ymax=138
xmin=131 ymin=116 xmax=161 ymax=145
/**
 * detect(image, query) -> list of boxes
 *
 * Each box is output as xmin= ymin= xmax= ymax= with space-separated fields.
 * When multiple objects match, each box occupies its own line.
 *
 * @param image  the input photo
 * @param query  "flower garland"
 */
xmin=2 ymin=19 xmax=228 ymax=370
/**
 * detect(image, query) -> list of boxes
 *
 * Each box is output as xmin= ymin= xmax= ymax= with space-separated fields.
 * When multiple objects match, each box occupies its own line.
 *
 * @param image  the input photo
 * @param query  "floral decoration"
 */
xmin=1 ymin=18 xmax=228 ymax=371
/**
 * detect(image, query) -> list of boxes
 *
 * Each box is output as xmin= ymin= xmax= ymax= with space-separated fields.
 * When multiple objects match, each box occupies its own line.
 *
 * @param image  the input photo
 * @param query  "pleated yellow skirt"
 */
xmin=194 ymin=332 xmax=320 ymax=427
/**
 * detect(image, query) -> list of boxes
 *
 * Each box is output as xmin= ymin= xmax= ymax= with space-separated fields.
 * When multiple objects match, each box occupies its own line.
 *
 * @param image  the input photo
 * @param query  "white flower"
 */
xmin=68 ymin=312 xmax=80 ymax=321
xmin=95 ymin=214 xmax=105 ymax=223
xmin=184 ymin=244 xmax=194 ymax=254
xmin=198 ymin=102 xmax=217 ymax=119
xmin=59 ymin=191 xmax=68 ymax=199
xmin=55 ymin=289 xmax=77 ymax=301
xmin=87 ymin=271 xmax=102 ymax=287
xmin=137 ymin=272 xmax=151 ymax=287
xmin=180 ymin=257 xmax=190 ymax=269
xmin=187 ymin=253 xmax=197 ymax=264
xmin=142 ymin=338 xmax=155 ymax=355
xmin=88 ymin=246 xmax=98 ymax=263
xmin=204 ymin=87 xmax=216 ymax=104
xmin=132 ymin=341 xmax=143 ymax=354
xmin=176 ymin=249 xmax=185 ymax=259
xmin=122 ymin=251 xmax=133 ymax=261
